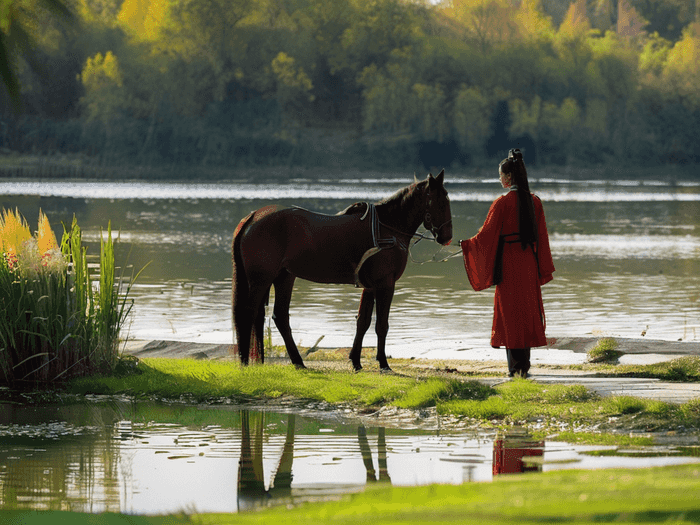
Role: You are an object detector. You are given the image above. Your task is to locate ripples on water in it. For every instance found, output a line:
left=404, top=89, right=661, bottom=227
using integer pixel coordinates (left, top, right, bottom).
left=2, top=178, right=700, bottom=202
left=1, top=178, right=698, bottom=362
left=2, top=402, right=699, bottom=515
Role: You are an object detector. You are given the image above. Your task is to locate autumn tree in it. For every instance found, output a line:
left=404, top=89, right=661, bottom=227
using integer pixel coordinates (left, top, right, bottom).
left=662, top=22, right=700, bottom=110
left=443, top=0, right=518, bottom=53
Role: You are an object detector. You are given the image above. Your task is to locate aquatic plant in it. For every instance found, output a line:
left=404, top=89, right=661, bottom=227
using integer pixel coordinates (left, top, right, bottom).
left=0, top=209, right=137, bottom=386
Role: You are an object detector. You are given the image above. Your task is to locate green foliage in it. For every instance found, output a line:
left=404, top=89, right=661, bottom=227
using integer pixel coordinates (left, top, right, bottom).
left=4, top=0, right=700, bottom=169
left=453, top=85, right=492, bottom=153
left=0, top=210, right=137, bottom=387
left=79, top=51, right=124, bottom=123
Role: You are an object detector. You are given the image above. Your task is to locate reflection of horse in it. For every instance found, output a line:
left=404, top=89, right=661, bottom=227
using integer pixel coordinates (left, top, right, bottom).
left=231, top=171, right=452, bottom=371
left=358, top=425, right=390, bottom=483
left=236, top=411, right=392, bottom=510
left=237, top=411, right=295, bottom=511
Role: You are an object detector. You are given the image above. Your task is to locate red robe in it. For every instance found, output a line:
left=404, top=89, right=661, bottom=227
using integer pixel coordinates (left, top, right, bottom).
left=461, top=191, right=555, bottom=349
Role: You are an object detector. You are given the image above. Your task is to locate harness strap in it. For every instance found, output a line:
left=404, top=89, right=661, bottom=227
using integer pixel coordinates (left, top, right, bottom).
left=354, top=203, right=397, bottom=288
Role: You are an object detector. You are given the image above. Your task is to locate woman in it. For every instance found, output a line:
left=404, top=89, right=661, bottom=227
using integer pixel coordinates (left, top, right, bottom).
left=460, top=149, right=555, bottom=377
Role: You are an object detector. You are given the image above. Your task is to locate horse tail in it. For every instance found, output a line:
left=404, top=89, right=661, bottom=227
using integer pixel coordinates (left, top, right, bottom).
left=232, top=210, right=256, bottom=363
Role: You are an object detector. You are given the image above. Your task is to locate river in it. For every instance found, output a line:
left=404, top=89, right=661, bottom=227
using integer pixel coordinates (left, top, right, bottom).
left=2, top=174, right=699, bottom=366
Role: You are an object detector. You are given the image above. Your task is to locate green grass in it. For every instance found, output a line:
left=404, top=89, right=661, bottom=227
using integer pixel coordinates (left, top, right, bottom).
left=587, top=337, right=623, bottom=363
left=4, top=463, right=700, bottom=524
left=64, top=359, right=700, bottom=443
left=569, top=356, right=700, bottom=382
left=608, top=356, right=700, bottom=382
left=0, top=211, right=138, bottom=386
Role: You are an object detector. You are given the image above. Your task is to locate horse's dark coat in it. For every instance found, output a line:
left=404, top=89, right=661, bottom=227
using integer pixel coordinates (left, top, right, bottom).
left=231, top=171, right=452, bottom=371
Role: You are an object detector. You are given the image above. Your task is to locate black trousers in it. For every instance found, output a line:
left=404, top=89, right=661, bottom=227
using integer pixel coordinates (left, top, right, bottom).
left=506, top=348, right=530, bottom=376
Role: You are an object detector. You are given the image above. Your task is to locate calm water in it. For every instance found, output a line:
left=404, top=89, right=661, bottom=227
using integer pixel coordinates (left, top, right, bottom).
left=1, top=400, right=698, bottom=514
left=2, top=175, right=699, bottom=365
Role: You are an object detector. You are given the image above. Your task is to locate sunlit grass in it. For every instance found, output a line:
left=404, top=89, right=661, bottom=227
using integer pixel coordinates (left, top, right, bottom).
left=67, top=359, right=700, bottom=441
left=587, top=337, right=623, bottom=363
left=612, top=356, right=700, bottom=382
left=4, top=463, right=700, bottom=524
left=570, top=356, right=700, bottom=382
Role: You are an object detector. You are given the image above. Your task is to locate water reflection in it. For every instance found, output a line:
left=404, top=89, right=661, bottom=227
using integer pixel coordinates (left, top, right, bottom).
left=2, top=401, right=700, bottom=515
left=492, top=429, right=544, bottom=476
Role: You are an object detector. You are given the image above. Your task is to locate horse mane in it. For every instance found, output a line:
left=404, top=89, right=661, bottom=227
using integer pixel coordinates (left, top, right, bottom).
left=376, top=179, right=426, bottom=213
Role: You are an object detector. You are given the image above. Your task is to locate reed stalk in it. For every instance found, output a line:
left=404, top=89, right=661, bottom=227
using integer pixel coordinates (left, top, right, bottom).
left=0, top=209, right=137, bottom=387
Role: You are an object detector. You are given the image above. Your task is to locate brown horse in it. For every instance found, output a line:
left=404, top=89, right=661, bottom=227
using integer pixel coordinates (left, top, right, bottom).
left=231, top=170, right=452, bottom=371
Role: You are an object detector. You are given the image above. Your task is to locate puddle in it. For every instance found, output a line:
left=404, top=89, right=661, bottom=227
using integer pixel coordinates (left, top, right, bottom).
left=1, top=399, right=699, bottom=515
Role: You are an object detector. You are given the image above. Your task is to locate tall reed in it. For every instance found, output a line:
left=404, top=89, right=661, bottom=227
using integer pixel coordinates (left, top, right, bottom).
left=0, top=209, right=137, bottom=387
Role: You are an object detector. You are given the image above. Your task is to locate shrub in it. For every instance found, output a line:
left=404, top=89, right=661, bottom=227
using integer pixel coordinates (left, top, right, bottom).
left=0, top=209, right=137, bottom=387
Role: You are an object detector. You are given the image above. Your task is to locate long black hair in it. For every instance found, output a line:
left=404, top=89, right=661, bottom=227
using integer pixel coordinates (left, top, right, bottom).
left=499, top=148, right=536, bottom=250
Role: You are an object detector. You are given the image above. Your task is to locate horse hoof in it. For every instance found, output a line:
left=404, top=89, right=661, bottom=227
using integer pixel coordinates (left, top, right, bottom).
left=294, top=363, right=307, bottom=370
left=380, top=366, right=393, bottom=374
left=352, top=363, right=363, bottom=373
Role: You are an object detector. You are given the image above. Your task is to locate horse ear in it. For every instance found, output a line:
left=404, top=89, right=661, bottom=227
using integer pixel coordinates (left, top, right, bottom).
left=414, top=172, right=419, bottom=184
left=436, top=169, right=445, bottom=185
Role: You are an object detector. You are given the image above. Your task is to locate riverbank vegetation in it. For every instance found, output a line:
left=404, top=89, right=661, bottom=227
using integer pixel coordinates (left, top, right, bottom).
left=0, top=208, right=136, bottom=386
left=66, top=357, right=700, bottom=440
left=4, top=462, right=700, bottom=524
left=2, top=0, right=700, bottom=175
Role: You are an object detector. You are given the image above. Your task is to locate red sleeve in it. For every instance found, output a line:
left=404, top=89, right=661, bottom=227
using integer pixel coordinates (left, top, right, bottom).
left=533, top=195, right=555, bottom=285
left=460, top=197, right=504, bottom=291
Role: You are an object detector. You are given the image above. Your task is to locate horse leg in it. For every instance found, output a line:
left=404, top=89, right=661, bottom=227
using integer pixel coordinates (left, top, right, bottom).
left=233, top=273, right=254, bottom=365
left=243, top=280, right=273, bottom=365
left=374, top=283, right=395, bottom=371
left=234, top=308, right=253, bottom=366
left=272, top=271, right=306, bottom=368
left=349, top=289, right=375, bottom=372
left=252, top=288, right=270, bottom=364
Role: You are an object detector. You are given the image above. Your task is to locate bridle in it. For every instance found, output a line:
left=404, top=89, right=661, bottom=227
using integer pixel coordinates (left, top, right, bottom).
left=423, top=189, right=452, bottom=242
left=423, top=212, right=452, bottom=241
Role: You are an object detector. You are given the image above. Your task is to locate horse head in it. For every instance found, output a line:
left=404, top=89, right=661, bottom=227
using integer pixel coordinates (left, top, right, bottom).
left=423, top=169, right=452, bottom=246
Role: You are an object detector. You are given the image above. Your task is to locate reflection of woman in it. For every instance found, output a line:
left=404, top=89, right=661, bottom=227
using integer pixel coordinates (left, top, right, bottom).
left=460, top=149, right=555, bottom=377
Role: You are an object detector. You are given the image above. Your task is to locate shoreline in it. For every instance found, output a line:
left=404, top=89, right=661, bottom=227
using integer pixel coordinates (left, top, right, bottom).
left=122, top=336, right=700, bottom=365
left=121, top=338, right=700, bottom=406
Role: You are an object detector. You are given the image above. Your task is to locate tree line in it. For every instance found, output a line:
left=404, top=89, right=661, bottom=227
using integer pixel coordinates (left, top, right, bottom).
left=1, top=0, right=699, bottom=176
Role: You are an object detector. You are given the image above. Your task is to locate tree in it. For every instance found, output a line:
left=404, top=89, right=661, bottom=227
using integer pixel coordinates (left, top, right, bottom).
left=453, top=85, right=492, bottom=155
left=0, top=0, right=73, bottom=111
left=444, top=0, right=518, bottom=53
left=558, top=0, right=590, bottom=37
left=617, top=0, right=648, bottom=39
left=148, top=0, right=255, bottom=102
left=271, top=51, right=314, bottom=117
left=662, top=22, right=700, bottom=109
left=516, top=0, right=554, bottom=42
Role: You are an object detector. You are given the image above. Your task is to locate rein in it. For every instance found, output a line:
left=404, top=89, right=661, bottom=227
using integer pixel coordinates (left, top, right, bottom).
left=376, top=216, right=460, bottom=264
left=406, top=228, right=463, bottom=264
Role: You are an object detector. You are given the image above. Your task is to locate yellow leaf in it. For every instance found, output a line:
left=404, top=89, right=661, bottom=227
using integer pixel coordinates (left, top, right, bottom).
left=1, top=208, right=31, bottom=256
left=37, top=210, right=58, bottom=254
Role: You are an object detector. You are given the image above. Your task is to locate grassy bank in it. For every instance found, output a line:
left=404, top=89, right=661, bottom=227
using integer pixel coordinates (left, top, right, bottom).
left=5, top=463, right=700, bottom=525
left=66, top=358, right=700, bottom=441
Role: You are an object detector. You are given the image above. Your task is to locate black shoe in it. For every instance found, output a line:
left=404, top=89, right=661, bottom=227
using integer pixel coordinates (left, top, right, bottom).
left=509, top=371, right=530, bottom=379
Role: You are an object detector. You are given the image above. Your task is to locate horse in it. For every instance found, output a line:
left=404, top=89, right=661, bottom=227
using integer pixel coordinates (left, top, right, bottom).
left=231, top=170, right=452, bottom=371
